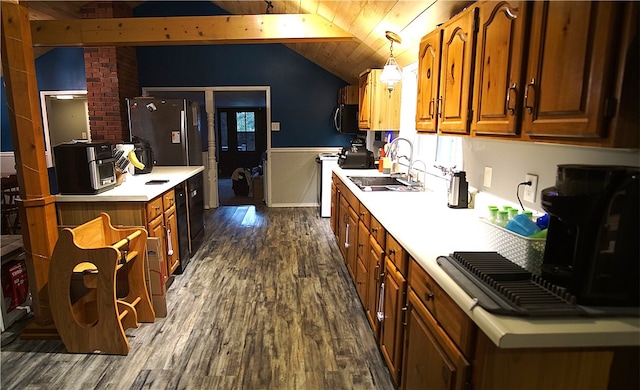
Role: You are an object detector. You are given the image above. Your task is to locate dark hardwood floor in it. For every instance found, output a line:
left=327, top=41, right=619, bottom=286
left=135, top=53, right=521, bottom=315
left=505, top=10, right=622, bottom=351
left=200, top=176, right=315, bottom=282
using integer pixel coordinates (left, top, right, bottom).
left=1, top=206, right=395, bottom=390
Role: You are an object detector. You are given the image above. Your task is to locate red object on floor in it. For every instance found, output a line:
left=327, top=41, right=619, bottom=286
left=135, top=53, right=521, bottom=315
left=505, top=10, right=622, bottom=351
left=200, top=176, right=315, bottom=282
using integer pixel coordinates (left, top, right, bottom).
left=2, top=259, right=28, bottom=311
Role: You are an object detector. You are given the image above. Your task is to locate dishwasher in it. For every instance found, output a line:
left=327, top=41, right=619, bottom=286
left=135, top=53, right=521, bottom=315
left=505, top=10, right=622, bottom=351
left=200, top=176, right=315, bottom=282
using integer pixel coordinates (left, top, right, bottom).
left=173, top=183, right=190, bottom=274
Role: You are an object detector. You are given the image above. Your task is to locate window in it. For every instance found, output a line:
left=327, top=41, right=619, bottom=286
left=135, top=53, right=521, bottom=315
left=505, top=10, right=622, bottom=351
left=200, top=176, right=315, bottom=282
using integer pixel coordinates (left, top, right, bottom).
left=220, top=112, right=228, bottom=151
left=236, top=111, right=255, bottom=152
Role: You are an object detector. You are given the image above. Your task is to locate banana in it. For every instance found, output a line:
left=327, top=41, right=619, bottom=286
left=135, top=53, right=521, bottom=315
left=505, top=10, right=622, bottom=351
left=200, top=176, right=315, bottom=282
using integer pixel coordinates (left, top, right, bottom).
left=128, top=151, right=145, bottom=170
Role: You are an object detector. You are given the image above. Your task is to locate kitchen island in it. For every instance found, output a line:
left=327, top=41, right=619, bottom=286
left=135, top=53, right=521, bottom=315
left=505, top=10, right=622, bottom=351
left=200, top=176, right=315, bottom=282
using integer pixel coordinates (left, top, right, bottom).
left=332, top=167, right=639, bottom=389
left=56, top=166, right=205, bottom=277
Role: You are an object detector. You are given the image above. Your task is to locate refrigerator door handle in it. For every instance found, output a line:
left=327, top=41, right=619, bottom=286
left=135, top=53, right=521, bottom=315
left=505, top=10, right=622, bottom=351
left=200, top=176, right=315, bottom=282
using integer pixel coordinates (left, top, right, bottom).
left=180, top=110, right=189, bottom=165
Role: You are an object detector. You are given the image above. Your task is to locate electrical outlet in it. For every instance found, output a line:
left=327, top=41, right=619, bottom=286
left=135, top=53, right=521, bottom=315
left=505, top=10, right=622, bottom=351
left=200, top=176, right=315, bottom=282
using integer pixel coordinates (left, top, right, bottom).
left=524, top=174, right=538, bottom=203
left=484, top=167, right=492, bottom=188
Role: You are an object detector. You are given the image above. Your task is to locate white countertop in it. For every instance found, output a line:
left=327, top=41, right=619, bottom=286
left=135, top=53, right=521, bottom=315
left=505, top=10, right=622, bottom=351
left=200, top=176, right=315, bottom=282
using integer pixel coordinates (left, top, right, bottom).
left=55, top=166, right=204, bottom=202
left=334, top=167, right=640, bottom=349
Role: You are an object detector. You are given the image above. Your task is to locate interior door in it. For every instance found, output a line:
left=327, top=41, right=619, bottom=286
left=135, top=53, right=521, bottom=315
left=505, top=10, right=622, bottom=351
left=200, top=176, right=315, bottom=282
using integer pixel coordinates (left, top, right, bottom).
left=217, top=107, right=267, bottom=177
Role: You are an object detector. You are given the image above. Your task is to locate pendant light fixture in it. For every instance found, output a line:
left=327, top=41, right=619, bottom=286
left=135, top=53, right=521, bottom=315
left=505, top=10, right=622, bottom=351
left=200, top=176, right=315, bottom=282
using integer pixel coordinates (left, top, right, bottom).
left=379, top=31, right=403, bottom=93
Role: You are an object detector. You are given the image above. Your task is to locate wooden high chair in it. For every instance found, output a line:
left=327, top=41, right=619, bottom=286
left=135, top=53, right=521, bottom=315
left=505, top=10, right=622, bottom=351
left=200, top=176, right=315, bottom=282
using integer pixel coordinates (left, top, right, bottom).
left=49, top=213, right=155, bottom=355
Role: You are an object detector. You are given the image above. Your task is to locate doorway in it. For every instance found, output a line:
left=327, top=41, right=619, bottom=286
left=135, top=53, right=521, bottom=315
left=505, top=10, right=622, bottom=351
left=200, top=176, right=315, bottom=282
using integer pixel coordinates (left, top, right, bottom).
left=217, top=107, right=267, bottom=177
left=142, top=86, right=272, bottom=208
left=40, top=90, right=90, bottom=168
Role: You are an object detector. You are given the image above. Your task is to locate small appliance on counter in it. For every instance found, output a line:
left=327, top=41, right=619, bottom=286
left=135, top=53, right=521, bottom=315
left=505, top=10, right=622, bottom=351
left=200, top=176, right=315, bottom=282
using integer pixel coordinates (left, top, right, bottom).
left=338, top=138, right=374, bottom=169
left=131, top=136, right=154, bottom=174
left=540, top=164, right=639, bottom=308
left=54, top=141, right=116, bottom=194
left=447, top=171, right=469, bottom=208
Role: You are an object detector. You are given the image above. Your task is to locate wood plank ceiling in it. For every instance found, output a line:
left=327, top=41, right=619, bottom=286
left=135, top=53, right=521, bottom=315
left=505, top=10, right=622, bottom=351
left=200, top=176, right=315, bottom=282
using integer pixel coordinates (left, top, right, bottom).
left=23, top=0, right=473, bottom=84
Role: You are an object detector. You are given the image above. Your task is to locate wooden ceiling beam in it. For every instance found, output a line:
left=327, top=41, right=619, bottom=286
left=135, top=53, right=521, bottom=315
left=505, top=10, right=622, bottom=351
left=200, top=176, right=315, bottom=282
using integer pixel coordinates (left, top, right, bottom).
left=30, top=13, right=353, bottom=47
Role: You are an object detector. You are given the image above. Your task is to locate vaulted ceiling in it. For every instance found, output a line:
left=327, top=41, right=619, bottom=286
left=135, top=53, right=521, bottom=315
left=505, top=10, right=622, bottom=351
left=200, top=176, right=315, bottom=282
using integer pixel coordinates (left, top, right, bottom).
left=23, top=0, right=473, bottom=84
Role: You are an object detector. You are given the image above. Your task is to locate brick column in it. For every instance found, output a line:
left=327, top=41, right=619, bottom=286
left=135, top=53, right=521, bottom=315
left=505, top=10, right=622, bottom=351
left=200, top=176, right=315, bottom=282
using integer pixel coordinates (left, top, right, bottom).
left=81, top=2, right=139, bottom=143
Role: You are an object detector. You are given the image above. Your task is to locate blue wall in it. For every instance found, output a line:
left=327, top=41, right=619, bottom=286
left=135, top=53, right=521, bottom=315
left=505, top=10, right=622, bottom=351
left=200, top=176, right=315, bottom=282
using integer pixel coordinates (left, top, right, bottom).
left=1, top=1, right=354, bottom=151
left=134, top=1, right=352, bottom=147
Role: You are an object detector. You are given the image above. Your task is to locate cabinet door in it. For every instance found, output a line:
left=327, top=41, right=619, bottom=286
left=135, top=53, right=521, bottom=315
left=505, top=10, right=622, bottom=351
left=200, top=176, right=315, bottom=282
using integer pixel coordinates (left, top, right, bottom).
left=366, top=236, right=384, bottom=339
left=358, top=70, right=372, bottom=129
left=345, top=206, right=359, bottom=280
left=522, top=1, right=620, bottom=139
left=416, top=29, right=442, bottom=133
left=357, top=220, right=369, bottom=262
left=380, top=257, right=407, bottom=385
left=355, top=256, right=368, bottom=306
left=147, top=215, right=167, bottom=284
left=330, top=178, right=339, bottom=236
left=164, top=206, right=180, bottom=276
left=338, top=196, right=348, bottom=259
left=402, top=290, right=471, bottom=390
left=438, top=6, right=478, bottom=135
left=471, top=1, right=527, bottom=137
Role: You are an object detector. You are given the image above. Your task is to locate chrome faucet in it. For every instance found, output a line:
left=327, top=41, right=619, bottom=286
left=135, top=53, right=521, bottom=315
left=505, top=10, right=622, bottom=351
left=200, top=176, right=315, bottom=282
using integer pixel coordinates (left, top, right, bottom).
left=387, top=137, right=413, bottom=175
left=409, top=159, right=427, bottom=190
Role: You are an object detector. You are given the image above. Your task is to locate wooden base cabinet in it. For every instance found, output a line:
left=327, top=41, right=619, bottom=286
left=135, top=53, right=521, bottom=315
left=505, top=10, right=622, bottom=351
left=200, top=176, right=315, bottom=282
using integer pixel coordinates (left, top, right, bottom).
left=402, top=290, right=471, bottom=390
left=380, top=257, right=407, bottom=385
left=57, top=188, right=181, bottom=283
left=365, top=235, right=384, bottom=339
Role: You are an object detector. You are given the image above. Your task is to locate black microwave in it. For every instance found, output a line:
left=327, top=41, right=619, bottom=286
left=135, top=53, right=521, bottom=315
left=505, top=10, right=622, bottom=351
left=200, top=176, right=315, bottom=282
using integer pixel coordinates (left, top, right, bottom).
left=333, top=104, right=361, bottom=134
left=54, top=141, right=117, bottom=194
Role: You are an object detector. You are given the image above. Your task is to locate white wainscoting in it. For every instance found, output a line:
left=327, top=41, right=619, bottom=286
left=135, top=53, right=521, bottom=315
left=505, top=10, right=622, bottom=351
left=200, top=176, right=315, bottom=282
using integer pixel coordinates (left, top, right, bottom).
left=269, top=147, right=342, bottom=207
left=0, top=152, right=16, bottom=176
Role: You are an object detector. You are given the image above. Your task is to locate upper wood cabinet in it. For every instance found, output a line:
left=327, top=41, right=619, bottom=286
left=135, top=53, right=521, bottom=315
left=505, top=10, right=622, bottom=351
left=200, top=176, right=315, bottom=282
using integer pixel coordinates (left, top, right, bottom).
left=338, top=85, right=359, bottom=105
left=469, top=1, right=638, bottom=148
left=439, top=7, right=478, bottom=135
left=358, top=68, right=402, bottom=131
left=471, top=1, right=527, bottom=137
left=415, top=29, right=442, bottom=133
left=522, top=1, right=627, bottom=145
left=415, top=6, right=478, bottom=134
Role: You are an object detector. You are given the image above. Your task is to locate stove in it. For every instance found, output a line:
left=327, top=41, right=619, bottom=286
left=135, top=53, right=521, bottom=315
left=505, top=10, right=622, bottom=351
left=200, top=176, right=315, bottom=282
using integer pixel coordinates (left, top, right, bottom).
left=437, top=252, right=639, bottom=317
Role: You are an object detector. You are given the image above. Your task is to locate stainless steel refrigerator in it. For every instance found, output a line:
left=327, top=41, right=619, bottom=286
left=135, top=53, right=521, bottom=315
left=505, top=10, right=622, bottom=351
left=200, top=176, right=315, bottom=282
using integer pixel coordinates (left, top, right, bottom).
left=126, top=97, right=202, bottom=166
left=127, top=97, right=205, bottom=269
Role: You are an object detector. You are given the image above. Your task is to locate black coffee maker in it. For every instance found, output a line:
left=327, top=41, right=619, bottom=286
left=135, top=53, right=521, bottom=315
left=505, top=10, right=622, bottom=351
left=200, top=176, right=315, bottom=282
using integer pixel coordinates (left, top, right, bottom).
left=540, top=164, right=639, bottom=307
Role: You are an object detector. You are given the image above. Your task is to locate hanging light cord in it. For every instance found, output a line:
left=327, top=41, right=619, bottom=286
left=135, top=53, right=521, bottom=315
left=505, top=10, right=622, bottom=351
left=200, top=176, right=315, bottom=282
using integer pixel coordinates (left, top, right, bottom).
left=264, top=0, right=273, bottom=14
left=516, top=180, right=532, bottom=211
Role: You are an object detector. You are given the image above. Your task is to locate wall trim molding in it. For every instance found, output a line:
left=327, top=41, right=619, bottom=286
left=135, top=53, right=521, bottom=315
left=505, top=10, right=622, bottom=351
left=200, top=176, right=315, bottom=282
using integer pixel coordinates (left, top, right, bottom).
left=0, top=151, right=16, bottom=175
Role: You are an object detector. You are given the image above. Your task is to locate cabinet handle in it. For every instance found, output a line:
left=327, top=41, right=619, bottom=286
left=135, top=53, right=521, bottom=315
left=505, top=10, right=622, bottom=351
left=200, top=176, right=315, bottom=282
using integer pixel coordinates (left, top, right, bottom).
left=374, top=264, right=381, bottom=282
left=371, top=227, right=378, bottom=233
left=388, top=249, right=396, bottom=255
left=429, top=99, right=435, bottom=118
left=524, top=78, right=536, bottom=114
left=506, top=82, right=518, bottom=115
left=425, top=292, right=434, bottom=301
left=437, top=97, right=443, bottom=118
left=344, top=223, right=350, bottom=248
left=360, top=211, right=365, bottom=217
left=402, top=305, right=408, bottom=327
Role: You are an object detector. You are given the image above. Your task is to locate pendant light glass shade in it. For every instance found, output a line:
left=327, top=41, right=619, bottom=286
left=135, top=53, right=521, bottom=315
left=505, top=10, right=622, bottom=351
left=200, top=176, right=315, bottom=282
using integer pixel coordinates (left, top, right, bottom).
left=380, top=57, right=402, bottom=85
left=380, top=31, right=402, bottom=91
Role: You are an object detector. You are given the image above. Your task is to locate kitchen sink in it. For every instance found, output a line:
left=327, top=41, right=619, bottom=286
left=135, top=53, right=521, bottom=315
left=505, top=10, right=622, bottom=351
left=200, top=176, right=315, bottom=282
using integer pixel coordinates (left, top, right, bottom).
left=347, top=176, right=422, bottom=192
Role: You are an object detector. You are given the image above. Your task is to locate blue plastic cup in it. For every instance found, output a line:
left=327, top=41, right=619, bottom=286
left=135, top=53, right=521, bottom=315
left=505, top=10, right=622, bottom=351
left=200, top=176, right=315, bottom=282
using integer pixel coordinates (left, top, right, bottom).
left=506, top=214, right=542, bottom=237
